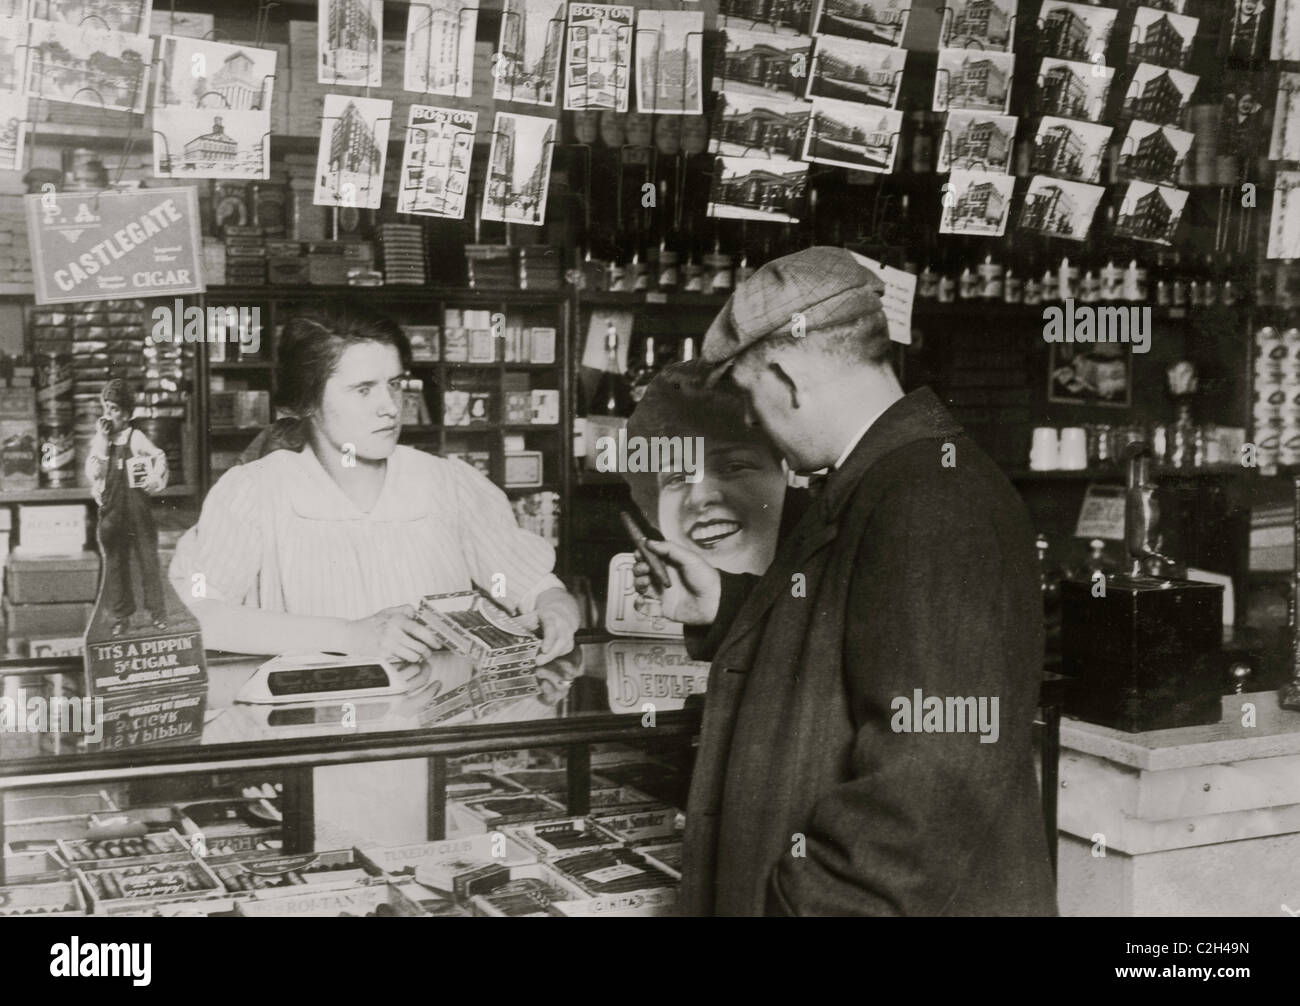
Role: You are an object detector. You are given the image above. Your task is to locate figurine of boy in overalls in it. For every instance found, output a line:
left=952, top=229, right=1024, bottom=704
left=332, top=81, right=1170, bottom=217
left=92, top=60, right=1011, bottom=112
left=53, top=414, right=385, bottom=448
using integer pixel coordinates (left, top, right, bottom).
left=85, top=379, right=170, bottom=636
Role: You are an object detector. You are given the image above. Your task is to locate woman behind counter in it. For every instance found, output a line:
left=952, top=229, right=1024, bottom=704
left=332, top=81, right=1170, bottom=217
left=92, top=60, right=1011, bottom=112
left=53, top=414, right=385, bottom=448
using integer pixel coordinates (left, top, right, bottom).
left=172, top=308, right=579, bottom=661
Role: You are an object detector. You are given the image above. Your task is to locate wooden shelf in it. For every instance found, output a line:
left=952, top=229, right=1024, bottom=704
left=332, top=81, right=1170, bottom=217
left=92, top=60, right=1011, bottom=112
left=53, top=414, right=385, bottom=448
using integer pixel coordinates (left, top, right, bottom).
left=0, top=485, right=194, bottom=504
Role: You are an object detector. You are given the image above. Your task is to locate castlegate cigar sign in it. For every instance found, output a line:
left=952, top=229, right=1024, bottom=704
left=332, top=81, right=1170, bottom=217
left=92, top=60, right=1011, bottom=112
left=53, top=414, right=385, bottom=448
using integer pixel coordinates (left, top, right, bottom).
left=24, top=187, right=205, bottom=305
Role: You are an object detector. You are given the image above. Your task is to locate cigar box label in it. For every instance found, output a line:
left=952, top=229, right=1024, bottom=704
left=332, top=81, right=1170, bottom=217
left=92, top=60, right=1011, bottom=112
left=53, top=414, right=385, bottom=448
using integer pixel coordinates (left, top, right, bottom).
left=237, top=886, right=393, bottom=917
left=590, top=807, right=677, bottom=841
left=552, top=887, right=677, bottom=915
left=582, top=863, right=646, bottom=884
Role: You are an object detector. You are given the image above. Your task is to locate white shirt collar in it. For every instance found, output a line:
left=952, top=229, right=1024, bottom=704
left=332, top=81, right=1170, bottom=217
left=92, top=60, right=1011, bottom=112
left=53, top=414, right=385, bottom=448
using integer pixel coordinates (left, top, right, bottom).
left=833, top=405, right=891, bottom=471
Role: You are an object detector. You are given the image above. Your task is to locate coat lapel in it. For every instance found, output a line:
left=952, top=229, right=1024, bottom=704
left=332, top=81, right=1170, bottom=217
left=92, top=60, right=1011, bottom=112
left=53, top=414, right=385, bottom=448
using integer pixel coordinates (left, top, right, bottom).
left=713, top=388, right=964, bottom=657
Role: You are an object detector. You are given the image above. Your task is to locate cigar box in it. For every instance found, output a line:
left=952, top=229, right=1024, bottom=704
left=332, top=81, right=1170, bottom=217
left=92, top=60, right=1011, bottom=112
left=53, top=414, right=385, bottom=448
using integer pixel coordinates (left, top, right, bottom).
left=503, top=817, right=627, bottom=859
left=56, top=828, right=191, bottom=869
left=1060, top=576, right=1225, bottom=732
left=389, top=881, right=466, bottom=917
left=546, top=847, right=679, bottom=916
left=588, top=786, right=660, bottom=810
left=176, top=798, right=282, bottom=858
left=549, top=885, right=679, bottom=917
left=0, top=878, right=87, bottom=916
left=76, top=855, right=228, bottom=914
left=357, top=833, right=537, bottom=886
left=4, top=789, right=115, bottom=821
left=2, top=846, right=66, bottom=881
left=207, top=849, right=381, bottom=898
left=466, top=864, right=587, bottom=917
left=234, top=882, right=433, bottom=917
left=448, top=793, right=567, bottom=833
left=416, top=590, right=541, bottom=670
left=444, top=770, right=528, bottom=799
left=500, top=768, right=614, bottom=795
left=590, top=804, right=681, bottom=843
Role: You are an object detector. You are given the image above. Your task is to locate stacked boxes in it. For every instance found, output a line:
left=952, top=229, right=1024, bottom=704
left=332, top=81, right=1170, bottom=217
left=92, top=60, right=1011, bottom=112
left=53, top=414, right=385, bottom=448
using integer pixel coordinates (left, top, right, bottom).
left=0, top=174, right=33, bottom=289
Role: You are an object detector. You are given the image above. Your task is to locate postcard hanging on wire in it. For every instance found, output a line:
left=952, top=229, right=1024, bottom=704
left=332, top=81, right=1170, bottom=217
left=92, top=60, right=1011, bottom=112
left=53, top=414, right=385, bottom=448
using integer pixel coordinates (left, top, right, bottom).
left=1128, top=6, right=1198, bottom=71
left=314, top=94, right=392, bottom=210
left=1035, top=1, right=1116, bottom=62
left=1116, top=120, right=1193, bottom=187
left=153, top=108, right=270, bottom=179
left=1267, top=171, right=1300, bottom=261
left=405, top=0, right=478, bottom=97
left=940, top=170, right=1014, bottom=236
left=712, top=91, right=810, bottom=159
left=564, top=3, right=632, bottom=111
left=939, top=111, right=1017, bottom=173
left=25, top=21, right=153, bottom=114
left=397, top=105, right=477, bottom=219
left=1273, top=0, right=1300, bottom=60
left=1018, top=175, right=1104, bottom=242
left=708, top=155, right=807, bottom=224
left=934, top=48, right=1013, bottom=114
left=0, top=19, right=25, bottom=95
left=30, top=0, right=153, bottom=34
left=1113, top=180, right=1187, bottom=245
left=719, top=0, right=811, bottom=36
left=495, top=0, right=566, bottom=107
left=636, top=9, right=703, bottom=114
left=154, top=36, right=277, bottom=111
left=804, top=99, right=901, bottom=174
left=940, top=0, right=1015, bottom=52
left=809, top=36, right=906, bottom=108
left=0, top=92, right=25, bottom=170
left=813, top=0, right=910, bottom=47
left=715, top=27, right=812, bottom=102
left=1120, top=62, right=1196, bottom=128
left=1269, top=72, right=1300, bottom=162
left=319, top=0, right=382, bottom=87
left=483, top=111, right=555, bottom=225
left=1037, top=57, right=1114, bottom=123
left=1029, top=117, right=1112, bottom=184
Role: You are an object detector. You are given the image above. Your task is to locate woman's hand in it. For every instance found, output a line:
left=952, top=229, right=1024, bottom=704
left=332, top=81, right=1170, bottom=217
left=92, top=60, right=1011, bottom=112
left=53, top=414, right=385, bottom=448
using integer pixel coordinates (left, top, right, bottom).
left=532, top=587, right=581, bottom=665
left=344, top=604, right=444, bottom=665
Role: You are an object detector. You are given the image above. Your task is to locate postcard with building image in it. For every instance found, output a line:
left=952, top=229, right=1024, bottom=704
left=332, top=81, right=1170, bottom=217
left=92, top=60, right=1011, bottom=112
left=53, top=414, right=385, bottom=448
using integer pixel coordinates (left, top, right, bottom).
left=397, top=105, right=477, bottom=219
left=1117, top=119, right=1192, bottom=186
left=405, top=0, right=478, bottom=97
left=938, top=110, right=1017, bottom=173
left=1029, top=116, right=1112, bottom=184
left=494, top=0, right=566, bottom=107
left=0, top=91, right=25, bottom=171
left=940, top=0, right=1015, bottom=52
left=1120, top=61, right=1197, bottom=128
left=1268, top=171, right=1300, bottom=261
left=154, top=36, right=276, bottom=112
left=708, top=153, right=807, bottom=224
left=1019, top=174, right=1105, bottom=241
left=1036, top=1, right=1117, bottom=63
left=483, top=110, right=555, bottom=225
left=711, top=90, right=811, bottom=160
left=814, top=0, right=910, bottom=48
left=808, top=35, right=906, bottom=108
left=1037, top=55, right=1115, bottom=123
left=719, top=0, right=812, bottom=36
left=933, top=47, right=1014, bottom=114
left=1128, top=5, right=1198, bottom=71
left=29, top=0, right=152, bottom=35
left=1113, top=178, right=1188, bottom=245
left=564, top=3, right=633, bottom=112
left=803, top=98, right=900, bottom=173
left=154, top=108, right=270, bottom=180
left=940, top=169, right=1015, bottom=236
left=313, top=93, right=392, bottom=209
left=318, top=0, right=383, bottom=87
left=715, top=26, right=812, bottom=101
left=636, top=9, right=703, bottom=114
left=25, top=20, right=154, bottom=114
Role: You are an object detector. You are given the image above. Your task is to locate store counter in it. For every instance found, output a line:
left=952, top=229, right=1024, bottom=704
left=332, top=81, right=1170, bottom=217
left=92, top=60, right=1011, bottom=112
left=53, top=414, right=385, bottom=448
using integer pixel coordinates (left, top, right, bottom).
left=1057, top=691, right=1300, bottom=916
left=0, top=636, right=705, bottom=882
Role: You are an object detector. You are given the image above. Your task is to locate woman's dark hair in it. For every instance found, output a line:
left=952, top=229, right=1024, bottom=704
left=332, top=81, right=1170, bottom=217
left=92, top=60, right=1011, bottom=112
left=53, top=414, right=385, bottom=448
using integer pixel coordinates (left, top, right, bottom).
left=239, top=305, right=412, bottom=463
left=275, top=304, right=412, bottom=417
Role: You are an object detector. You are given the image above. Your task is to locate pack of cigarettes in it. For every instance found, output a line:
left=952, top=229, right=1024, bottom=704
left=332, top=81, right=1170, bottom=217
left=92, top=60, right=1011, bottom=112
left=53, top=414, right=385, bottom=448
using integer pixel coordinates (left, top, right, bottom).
left=503, top=817, right=627, bottom=859
left=415, top=591, right=541, bottom=669
left=467, top=670, right=541, bottom=706
left=530, top=327, right=556, bottom=364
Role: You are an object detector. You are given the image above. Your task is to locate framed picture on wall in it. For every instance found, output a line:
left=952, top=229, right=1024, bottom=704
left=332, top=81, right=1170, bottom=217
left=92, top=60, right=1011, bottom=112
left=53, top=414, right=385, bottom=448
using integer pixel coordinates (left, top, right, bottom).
left=1048, top=342, right=1132, bottom=407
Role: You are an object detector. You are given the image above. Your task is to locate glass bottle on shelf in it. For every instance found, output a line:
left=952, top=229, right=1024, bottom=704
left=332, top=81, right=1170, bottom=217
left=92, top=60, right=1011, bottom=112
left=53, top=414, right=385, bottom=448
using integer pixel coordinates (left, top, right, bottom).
left=959, top=239, right=979, bottom=300
left=937, top=242, right=957, bottom=303
left=1058, top=254, right=1078, bottom=301
left=590, top=321, right=634, bottom=417
left=629, top=336, right=657, bottom=404
left=1023, top=249, right=1043, bottom=306
left=1080, top=250, right=1101, bottom=303
left=1041, top=256, right=1059, bottom=303
left=1201, top=253, right=1219, bottom=308
left=978, top=243, right=1003, bottom=301
left=1154, top=250, right=1171, bottom=306
left=1004, top=248, right=1023, bottom=304
left=1221, top=251, right=1239, bottom=307
left=919, top=235, right=939, bottom=300
left=679, top=336, right=697, bottom=363
left=1170, top=250, right=1188, bottom=308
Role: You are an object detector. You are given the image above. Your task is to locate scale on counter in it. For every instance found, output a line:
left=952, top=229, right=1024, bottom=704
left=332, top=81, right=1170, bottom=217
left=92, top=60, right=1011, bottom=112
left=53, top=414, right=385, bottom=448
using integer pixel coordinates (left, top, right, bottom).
left=235, top=652, right=419, bottom=705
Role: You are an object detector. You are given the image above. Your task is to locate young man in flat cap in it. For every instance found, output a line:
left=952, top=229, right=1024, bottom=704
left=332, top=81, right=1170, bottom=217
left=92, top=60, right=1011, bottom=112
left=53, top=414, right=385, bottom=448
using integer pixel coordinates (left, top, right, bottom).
left=634, top=246, right=1057, bottom=916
